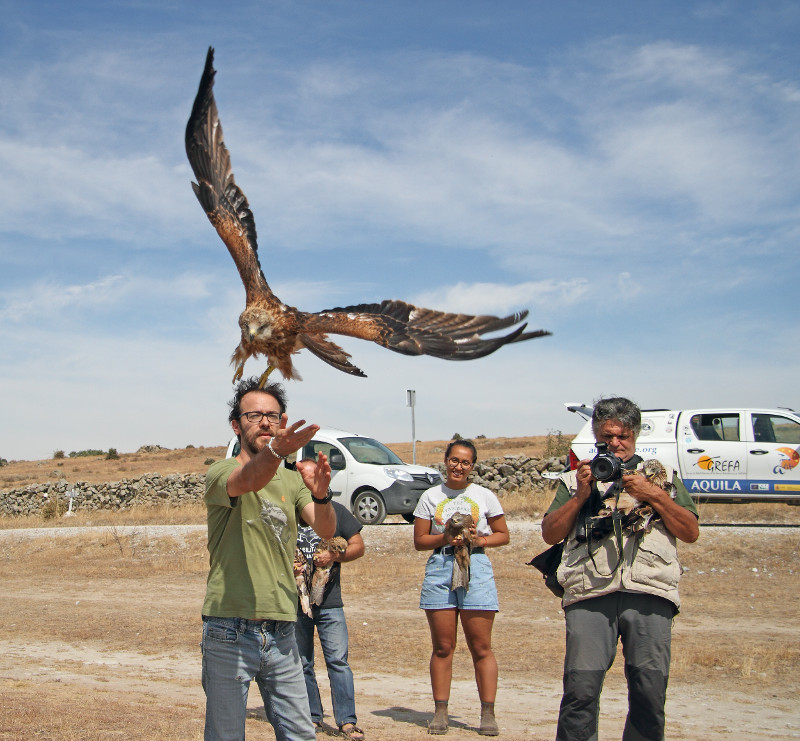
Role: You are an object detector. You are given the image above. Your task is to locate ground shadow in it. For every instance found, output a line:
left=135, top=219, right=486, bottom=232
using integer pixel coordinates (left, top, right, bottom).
left=371, top=706, right=472, bottom=732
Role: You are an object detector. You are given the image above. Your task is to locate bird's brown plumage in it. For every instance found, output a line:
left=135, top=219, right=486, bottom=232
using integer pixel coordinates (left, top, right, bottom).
left=310, top=537, right=349, bottom=606
left=186, top=47, right=551, bottom=383
left=593, top=459, right=676, bottom=534
left=294, top=547, right=312, bottom=618
left=445, top=512, right=474, bottom=592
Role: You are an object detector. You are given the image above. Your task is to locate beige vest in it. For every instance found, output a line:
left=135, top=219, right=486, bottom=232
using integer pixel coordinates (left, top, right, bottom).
left=556, top=469, right=683, bottom=611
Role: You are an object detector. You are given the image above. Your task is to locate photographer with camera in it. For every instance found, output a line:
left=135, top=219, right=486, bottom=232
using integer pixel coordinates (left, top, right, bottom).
left=541, top=397, right=698, bottom=741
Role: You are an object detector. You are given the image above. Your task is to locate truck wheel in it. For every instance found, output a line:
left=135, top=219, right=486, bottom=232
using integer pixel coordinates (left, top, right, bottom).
left=353, top=489, right=387, bottom=525
left=401, top=513, right=416, bottom=524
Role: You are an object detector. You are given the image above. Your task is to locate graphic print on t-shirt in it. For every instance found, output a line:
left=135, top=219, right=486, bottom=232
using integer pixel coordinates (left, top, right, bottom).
left=258, top=498, right=292, bottom=546
left=434, top=494, right=480, bottom=528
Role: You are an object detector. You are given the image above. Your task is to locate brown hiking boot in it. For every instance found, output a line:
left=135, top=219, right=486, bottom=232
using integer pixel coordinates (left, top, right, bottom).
left=478, top=701, right=499, bottom=736
left=428, top=701, right=448, bottom=735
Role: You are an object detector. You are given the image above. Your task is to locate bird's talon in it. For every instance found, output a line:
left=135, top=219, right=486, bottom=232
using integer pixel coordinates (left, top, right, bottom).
left=257, top=366, right=276, bottom=388
left=232, top=365, right=244, bottom=384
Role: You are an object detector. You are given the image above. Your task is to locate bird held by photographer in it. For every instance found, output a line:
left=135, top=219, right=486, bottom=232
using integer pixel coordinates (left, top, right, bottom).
left=185, top=47, right=550, bottom=386
left=596, top=459, right=676, bottom=534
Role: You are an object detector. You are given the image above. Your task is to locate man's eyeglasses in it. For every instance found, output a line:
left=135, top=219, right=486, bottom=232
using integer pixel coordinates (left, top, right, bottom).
left=447, top=457, right=474, bottom=468
left=239, top=411, right=282, bottom=425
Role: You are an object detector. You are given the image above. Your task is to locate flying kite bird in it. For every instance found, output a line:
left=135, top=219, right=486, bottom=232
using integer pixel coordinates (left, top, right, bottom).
left=185, top=47, right=551, bottom=385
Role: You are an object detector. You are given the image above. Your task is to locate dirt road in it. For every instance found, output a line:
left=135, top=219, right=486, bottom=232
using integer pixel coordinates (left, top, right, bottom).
left=0, top=521, right=798, bottom=740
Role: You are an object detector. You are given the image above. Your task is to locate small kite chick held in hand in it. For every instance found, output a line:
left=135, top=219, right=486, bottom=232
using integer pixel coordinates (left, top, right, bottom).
left=294, top=548, right=312, bottom=618
left=445, top=512, right=474, bottom=592
left=310, top=537, right=349, bottom=606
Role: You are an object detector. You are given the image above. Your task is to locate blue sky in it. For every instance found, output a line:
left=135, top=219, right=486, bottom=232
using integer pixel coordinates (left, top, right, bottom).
left=1, top=1, right=798, bottom=461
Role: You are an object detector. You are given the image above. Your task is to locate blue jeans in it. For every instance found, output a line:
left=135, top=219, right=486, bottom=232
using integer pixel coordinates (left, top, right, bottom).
left=419, top=551, right=499, bottom=611
left=201, top=616, right=316, bottom=741
left=294, top=607, right=357, bottom=727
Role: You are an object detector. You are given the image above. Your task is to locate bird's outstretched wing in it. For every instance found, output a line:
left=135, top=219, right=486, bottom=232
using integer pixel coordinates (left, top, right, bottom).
left=185, top=48, right=551, bottom=382
left=185, top=47, right=274, bottom=305
left=302, top=300, right=550, bottom=362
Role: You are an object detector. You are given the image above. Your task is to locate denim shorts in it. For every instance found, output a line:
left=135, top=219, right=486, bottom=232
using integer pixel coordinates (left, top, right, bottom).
left=419, top=551, right=499, bottom=611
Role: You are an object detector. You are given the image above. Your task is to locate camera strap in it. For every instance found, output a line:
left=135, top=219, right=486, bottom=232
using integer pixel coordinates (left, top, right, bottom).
left=622, top=454, right=643, bottom=471
left=586, top=458, right=643, bottom=576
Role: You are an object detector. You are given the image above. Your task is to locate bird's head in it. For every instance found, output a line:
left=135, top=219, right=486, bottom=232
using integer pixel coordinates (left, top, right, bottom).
left=239, top=307, right=273, bottom=343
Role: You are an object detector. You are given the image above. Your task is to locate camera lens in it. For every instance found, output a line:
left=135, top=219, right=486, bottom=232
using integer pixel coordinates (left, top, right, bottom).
left=590, top=446, right=623, bottom=482
left=591, top=456, right=616, bottom=481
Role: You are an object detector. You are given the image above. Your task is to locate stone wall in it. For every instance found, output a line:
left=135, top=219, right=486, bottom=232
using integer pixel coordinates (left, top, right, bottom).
left=0, top=455, right=567, bottom=516
left=0, top=474, right=205, bottom=517
left=433, top=454, right=567, bottom=494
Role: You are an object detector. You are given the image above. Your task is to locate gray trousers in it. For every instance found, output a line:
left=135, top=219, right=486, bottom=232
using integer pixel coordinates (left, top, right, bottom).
left=556, top=592, right=675, bottom=741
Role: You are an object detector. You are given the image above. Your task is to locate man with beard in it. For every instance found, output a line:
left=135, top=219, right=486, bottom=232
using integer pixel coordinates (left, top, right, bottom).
left=201, top=377, right=336, bottom=741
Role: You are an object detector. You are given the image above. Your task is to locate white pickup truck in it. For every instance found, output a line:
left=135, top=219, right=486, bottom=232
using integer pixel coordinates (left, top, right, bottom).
left=565, top=404, right=800, bottom=503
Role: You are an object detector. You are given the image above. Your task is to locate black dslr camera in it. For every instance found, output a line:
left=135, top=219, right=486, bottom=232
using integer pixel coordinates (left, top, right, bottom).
left=574, top=443, right=635, bottom=542
left=590, top=442, right=624, bottom=482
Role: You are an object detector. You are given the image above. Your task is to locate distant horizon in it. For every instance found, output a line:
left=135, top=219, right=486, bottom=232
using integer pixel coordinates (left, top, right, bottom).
left=5, top=429, right=578, bottom=465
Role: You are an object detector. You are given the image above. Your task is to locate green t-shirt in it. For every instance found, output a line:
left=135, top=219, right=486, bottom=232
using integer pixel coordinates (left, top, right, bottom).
left=202, top=457, right=313, bottom=620
left=546, top=467, right=699, bottom=517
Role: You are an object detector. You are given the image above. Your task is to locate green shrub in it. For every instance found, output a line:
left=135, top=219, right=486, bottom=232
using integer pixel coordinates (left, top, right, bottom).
left=41, top=493, right=67, bottom=520
left=68, top=449, right=104, bottom=458
left=53, top=450, right=65, bottom=459
left=105, top=448, right=120, bottom=460
left=544, top=429, right=570, bottom=459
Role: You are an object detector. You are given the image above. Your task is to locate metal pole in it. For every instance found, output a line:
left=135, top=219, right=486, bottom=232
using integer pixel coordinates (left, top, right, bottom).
left=407, top=389, right=417, bottom=464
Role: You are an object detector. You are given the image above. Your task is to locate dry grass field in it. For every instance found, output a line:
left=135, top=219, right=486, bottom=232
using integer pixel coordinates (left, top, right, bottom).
left=0, top=434, right=558, bottom=490
left=1, top=438, right=799, bottom=740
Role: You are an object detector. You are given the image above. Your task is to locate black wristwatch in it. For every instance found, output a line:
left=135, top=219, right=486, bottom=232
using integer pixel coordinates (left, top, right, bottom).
left=312, top=488, right=334, bottom=504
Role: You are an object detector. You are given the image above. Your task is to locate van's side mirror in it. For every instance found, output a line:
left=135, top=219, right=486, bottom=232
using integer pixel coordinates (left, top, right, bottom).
left=329, top=450, right=346, bottom=470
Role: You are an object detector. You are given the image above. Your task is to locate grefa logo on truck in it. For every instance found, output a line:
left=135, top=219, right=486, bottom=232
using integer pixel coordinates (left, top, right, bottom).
left=694, top=456, right=741, bottom=473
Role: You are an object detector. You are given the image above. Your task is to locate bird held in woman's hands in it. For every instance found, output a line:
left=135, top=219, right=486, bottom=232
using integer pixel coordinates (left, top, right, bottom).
left=445, top=512, right=474, bottom=592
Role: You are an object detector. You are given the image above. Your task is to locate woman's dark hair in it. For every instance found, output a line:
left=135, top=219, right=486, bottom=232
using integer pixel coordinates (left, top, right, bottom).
left=445, top=438, right=478, bottom=463
left=228, top=377, right=287, bottom=424
left=591, top=396, right=641, bottom=438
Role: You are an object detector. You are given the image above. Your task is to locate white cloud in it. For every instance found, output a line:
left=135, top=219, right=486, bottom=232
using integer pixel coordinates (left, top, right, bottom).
left=0, top=271, right=218, bottom=324
left=411, top=279, right=589, bottom=317
left=0, top=275, right=123, bottom=322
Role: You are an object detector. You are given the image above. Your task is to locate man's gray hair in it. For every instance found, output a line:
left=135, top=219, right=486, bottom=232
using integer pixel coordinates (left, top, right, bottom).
left=591, top=397, right=641, bottom=438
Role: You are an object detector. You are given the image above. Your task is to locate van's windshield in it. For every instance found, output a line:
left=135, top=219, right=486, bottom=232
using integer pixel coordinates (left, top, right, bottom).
left=339, top=437, right=404, bottom=465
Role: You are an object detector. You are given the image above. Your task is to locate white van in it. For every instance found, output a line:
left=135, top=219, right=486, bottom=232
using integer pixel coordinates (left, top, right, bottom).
left=564, top=403, right=800, bottom=503
left=226, top=428, right=442, bottom=524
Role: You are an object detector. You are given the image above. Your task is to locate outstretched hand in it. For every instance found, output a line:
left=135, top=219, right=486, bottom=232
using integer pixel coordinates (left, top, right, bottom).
left=295, top=452, right=332, bottom=500
left=268, top=415, right=320, bottom=458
